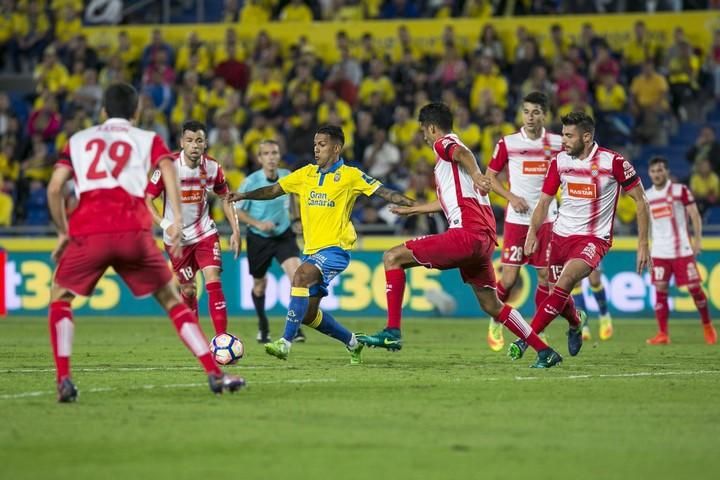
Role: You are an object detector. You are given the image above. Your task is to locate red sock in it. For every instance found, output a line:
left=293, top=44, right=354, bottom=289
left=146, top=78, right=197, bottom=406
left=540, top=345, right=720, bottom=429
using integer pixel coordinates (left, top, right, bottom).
left=206, top=281, right=228, bottom=335
left=655, top=290, right=669, bottom=334
left=559, top=293, right=580, bottom=328
left=181, top=289, right=198, bottom=319
left=386, top=268, right=406, bottom=330
left=169, top=303, right=221, bottom=376
left=496, top=282, right=509, bottom=302
left=535, top=284, right=549, bottom=308
left=49, top=301, right=74, bottom=384
left=531, top=286, right=573, bottom=333
left=497, top=304, right=548, bottom=352
left=688, top=285, right=711, bottom=325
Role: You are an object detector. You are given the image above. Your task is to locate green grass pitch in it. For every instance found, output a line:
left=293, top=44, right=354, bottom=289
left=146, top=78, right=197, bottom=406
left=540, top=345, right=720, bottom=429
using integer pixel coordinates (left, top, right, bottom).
left=1, top=316, right=719, bottom=480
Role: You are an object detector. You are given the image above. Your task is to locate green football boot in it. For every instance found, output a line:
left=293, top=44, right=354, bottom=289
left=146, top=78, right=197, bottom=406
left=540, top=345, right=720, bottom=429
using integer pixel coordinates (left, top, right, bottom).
left=356, top=328, right=402, bottom=351
left=508, top=339, right=528, bottom=360
left=347, top=340, right=364, bottom=365
left=530, top=348, right=563, bottom=369
left=265, top=338, right=290, bottom=360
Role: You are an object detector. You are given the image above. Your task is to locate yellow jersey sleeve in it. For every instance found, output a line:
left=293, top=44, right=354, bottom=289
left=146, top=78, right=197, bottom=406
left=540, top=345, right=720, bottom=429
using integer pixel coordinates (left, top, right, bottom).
left=350, top=168, right=382, bottom=196
left=279, top=166, right=309, bottom=195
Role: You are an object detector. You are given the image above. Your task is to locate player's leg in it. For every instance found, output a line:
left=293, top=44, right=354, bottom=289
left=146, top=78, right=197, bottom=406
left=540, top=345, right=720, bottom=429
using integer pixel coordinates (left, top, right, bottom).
left=677, top=257, right=716, bottom=344
left=251, top=276, right=270, bottom=342
left=194, top=235, right=227, bottom=335
left=202, top=267, right=227, bottom=335
left=357, top=243, right=420, bottom=350
left=648, top=258, right=671, bottom=344
left=165, top=243, right=199, bottom=318
left=487, top=265, right=520, bottom=352
left=474, top=286, right=562, bottom=368
left=280, top=255, right=306, bottom=342
left=589, top=267, right=613, bottom=340
left=49, top=235, right=109, bottom=403
left=179, top=281, right=199, bottom=323
left=301, top=295, right=363, bottom=364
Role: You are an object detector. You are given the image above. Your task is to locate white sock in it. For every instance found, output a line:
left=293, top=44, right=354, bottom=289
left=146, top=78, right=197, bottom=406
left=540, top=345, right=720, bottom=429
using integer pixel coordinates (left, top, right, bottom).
left=347, top=334, right=358, bottom=349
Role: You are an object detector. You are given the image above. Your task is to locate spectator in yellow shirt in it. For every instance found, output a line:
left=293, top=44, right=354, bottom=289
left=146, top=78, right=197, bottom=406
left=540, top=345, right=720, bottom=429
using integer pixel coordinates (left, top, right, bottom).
left=358, top=59, right=396, bottom=106
left=243, top=113, right=279, bottom=163
left=9, top=0, right=51, bottom=72
left=480, top=106, right=514, bottom=167
left=210, top=127, right=248, bottom=172
left=175, top=31, right=211, bottom=74
left=33, top=47, right=69, bottom=94
left=623, top=20, right=657, bottom=77
left=630, top=61, right=669, bottom=114
left=240, top=0, right=271, bottom=23
left=279, top=0, right=314, bottom=22
left=690, top=159, right=720, bottom=215
left=287, top=62, right=321, bottom=104
left=317, top=89, right=353, bottom=126
left=667, top=41, right=700, bottom=119
left=404, top=131, right=435, bottom=169
left=55, top=5, right=82, bottom=47
left=470, top=55, right=508, bottom=114
left=206, top=76, right=234, bottom=112
left=391, top=24, right=423, bottom=63
left=389, top=105, right=419, bottom=149
left=455, top=105, right=481, bottom=153
left=246, top=65, right=284, bottom=113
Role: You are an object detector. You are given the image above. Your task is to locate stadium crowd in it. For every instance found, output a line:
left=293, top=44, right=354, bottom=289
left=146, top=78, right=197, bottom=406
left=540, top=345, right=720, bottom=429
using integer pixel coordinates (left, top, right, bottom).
left=1, top=0, right=719, bottom=232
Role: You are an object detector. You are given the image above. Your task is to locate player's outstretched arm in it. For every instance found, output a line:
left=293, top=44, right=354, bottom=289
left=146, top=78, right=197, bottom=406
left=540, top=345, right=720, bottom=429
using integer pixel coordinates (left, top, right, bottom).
left=452, top=145, right=491, bottom=194
left=686, top=202, right=703, bottom=255
left=486, top=168, right=529, bottom=213
left=373, top=186, right=415, bottom=207
left=391, top=199, right=442, bottom=216
left=222, top=198, right=242, bottom=259
left=627, top=184, right=651, bottom=273
left=158, top=157, right=184, bottom=258
left=47, top=166, right=73, bottom=262
left=227, top=183, right=285, bottom=202
left=525, top=193, right=552, bottom=256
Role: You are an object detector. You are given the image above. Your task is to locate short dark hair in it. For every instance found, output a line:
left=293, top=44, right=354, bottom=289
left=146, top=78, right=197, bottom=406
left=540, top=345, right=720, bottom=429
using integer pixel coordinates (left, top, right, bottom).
left=316, top=125, right=345, bottom=146
left=181, top=120, right=207, bottom=135
left=103, top=83, right=138, bottom=119
left=649, top=156, right=668, bottom=168
left=561, top=111, right=595, bottom=135
left=418, top=102, right=453, bottom=132
left=523, top=92, right=549, bottom=113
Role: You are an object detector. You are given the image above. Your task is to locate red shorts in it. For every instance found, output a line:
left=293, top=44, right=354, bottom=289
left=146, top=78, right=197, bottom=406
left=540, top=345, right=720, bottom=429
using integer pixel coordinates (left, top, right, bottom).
left=166, top=233, right=222, bottom=285
left=55, top=231, right=173, bottom=297
left=547, top=234, right=610, bottom=283
left=651, top=256, right=700, bottom=287
left=501, top=222, right=552, bottom=268
left=405, top=228, right=496, bottom=288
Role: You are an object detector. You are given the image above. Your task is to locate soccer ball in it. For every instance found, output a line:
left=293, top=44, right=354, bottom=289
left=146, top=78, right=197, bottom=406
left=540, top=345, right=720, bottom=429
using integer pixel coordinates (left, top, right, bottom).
left=210, top=333, right=244, bottom=365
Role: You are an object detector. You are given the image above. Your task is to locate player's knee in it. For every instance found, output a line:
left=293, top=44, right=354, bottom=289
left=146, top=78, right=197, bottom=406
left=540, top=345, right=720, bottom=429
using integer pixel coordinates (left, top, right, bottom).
left=292, top=268, right=314, bottom=288
left=536, top=269, right=549, bottom=285
left=181, top=284, right=197, bottom=299
left=252, top=278, right=267, bottom=296
left=383, top=248, right=402, bottom=268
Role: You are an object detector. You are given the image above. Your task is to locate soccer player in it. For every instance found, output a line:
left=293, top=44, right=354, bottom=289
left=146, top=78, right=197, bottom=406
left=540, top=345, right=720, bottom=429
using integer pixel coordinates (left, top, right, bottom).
left=227, top=125, right=413, bottom=364
left=645, top=156, right=716, bottom=345
left=47, top=83, right=244, bottom=402
left=145, top=120, right=240, bottom=338
left=573, top=267, right=614, bottom=341
left=357, top=102, right=563, bottom=369
left=235, top=139, right=305, bottom=344
left=485, top=92, right=563, bottom=352
left=509, top=111, right=651, bottom=361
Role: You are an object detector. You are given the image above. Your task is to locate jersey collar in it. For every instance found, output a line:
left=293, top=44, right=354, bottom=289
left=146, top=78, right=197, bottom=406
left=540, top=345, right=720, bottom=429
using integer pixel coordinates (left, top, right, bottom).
left=520, top=126, right=545, bottom=141
left=318, top=158, right=344, bottom=174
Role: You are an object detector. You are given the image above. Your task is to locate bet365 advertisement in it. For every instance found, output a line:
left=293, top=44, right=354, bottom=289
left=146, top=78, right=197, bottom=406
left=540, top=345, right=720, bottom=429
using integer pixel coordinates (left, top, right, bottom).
left=2, top=238, right=719, bottom=319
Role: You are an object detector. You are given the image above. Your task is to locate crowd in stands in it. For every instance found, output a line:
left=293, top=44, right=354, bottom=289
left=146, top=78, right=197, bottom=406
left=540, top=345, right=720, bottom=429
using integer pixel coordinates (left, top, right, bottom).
left=1, top=0, right=719, bottom=234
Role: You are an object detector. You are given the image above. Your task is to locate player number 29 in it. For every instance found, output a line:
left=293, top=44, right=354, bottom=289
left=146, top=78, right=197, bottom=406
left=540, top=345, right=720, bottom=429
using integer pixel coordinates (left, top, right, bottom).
left=85, top=139, right=132, bottom=180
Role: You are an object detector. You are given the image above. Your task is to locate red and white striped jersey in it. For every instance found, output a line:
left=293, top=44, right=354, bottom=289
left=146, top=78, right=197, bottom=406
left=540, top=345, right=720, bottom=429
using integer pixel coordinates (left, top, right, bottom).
left=56, top=118, right=171, bottom=235
left=432, top=134, right=496, bottom=239
left=542, top=143, right=641, bottom=243
left=146, top=151, right=229, bottom=246
left=646, top=182, right=695, bottom=259
left=488, top=128, right=563, bottom=225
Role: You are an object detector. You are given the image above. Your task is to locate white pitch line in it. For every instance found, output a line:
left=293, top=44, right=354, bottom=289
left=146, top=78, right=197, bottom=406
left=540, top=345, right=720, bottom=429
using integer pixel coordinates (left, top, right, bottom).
left=2, top=365, right=278, bottom=374
left=514, top=370, right=720, bottom=381
left=0, top=378, right=338, bottom=400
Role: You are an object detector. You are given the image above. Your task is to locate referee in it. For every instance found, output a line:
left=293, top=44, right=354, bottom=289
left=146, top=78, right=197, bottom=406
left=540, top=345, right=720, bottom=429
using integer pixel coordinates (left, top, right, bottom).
left=236, top=140, right=305, bottom=343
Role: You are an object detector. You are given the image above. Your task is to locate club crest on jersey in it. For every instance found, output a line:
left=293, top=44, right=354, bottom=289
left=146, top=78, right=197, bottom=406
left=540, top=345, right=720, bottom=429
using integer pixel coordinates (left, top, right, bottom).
left=150, top=169, right=161, bottom=184
left=590, top=163, right=599, bottom=177
left=334, top=171, right=341, bottom=182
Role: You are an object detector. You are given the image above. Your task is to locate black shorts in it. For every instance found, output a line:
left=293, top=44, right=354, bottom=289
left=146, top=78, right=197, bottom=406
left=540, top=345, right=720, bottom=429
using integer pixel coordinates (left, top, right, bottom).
left=246, top=228, right=300, bottom=278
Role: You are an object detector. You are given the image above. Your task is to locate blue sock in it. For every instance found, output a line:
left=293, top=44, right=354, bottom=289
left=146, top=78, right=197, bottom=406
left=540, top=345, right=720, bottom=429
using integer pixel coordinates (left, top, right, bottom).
left=307, top=309, right=352, bottom=345
left=282, top=287, right=310, bottom=342
left=591, top=284, right=609, bottom=315
left=571, top=285, right=586, bottom=312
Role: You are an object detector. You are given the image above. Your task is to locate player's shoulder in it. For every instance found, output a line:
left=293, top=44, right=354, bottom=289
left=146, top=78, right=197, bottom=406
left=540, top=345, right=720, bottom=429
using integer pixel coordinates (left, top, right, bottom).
left=596, top=145, right=623, bottom=161
left=203, top=153, right=219, bottom=165
left=547, top=131, right=563, bottom=143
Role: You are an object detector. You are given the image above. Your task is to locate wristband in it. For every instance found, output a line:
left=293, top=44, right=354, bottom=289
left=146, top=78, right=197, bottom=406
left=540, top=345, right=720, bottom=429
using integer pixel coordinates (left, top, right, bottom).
left=160, top=219, right=172, bottom=230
